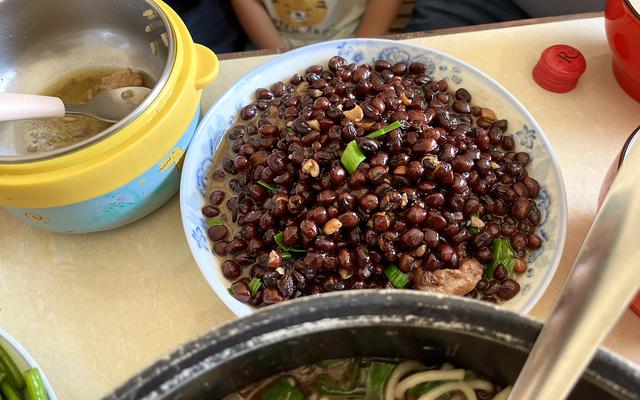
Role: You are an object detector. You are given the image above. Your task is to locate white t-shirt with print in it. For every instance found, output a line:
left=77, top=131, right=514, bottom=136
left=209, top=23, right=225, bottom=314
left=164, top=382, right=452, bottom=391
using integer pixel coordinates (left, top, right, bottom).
left=262, top=0, right=367, bottom=47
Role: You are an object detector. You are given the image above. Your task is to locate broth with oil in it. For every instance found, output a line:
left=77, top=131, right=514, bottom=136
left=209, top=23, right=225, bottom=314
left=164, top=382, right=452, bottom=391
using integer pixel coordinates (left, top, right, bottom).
left=21, top=67, right=150, bottom=153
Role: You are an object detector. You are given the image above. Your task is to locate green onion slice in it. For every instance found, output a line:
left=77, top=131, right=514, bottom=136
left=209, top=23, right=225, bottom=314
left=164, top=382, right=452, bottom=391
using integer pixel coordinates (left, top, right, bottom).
left=249, top=277, right=262, bottom=296
left=485, top=238, right=516, bottom=279
left=367, top=120, right=402, bottom=139
left=365, top=361, right=396, bottom=398
left=206, top=218, right=224, bottom=227
left=282, top=253, right=294, bottom=261
left=1, top=380, right=22, bottom=400
left=385, top=265, right=410, bottom=288
left=257, top=180, right=276, bottom=191
left=0, top=343, right=25, bottom=390
left=260, top=377, right=304, bottom=400
left=274, top=232, right=307, bottom=253
left=340, top=140, right=367, bottom=174
left=24, top=368, right=49, bottom=400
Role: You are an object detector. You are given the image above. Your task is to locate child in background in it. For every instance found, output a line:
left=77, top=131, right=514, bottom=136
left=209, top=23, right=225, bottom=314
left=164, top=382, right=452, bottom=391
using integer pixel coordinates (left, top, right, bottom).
left=231, top=0, right=402, bottom=49
left=165, top=0, right=247, bottom=53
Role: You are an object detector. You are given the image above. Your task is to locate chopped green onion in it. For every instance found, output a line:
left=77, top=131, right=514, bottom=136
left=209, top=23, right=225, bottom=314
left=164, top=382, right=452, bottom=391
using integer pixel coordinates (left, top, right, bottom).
left=340, top=140, right=367, bottom=174
left=24, top=368, right=49, bottom=400
left=206, top=217, right=224, bottom=227
left=274, top=232, right=306, bottom=253
left=0, top=343, right=25, bottom=390
left=367, top=120, right=402, bottom=139
left=468, top=225, right=480, bottom=234
left=1, top=380, right=21, bottom=400
left=365, top=361, right=396, bottom=399
left=485, top=238, right=516, bottom=279
left=282, top=253, right=294, bottom=261
left=286, top=127, right=295, bottom=135
left=249, top=277, right=262, bottom=296
left=385, top=265, right=410, bottom=288
left=257, top=180, right=276, bottom=191
left=260, top=377, right=304, bottom=400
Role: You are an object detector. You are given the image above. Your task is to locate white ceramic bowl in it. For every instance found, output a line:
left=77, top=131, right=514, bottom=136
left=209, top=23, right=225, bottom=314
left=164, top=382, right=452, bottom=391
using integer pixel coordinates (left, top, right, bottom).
left=180, top=39, right=568, bottom=317
left=0, top=329, right=57, bottom=399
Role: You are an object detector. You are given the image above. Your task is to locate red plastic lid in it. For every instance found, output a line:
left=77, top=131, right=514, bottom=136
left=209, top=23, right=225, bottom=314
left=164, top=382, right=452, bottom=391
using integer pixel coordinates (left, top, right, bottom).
left=631, top=292, right=640, bottom=317
left=532, top=45, right=586, bottom=93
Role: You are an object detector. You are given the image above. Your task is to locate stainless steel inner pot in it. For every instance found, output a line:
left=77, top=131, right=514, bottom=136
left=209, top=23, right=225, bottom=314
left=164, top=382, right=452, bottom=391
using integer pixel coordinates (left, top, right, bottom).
left=0, top=0, right=175, bottom=163
left=103, top=291, right=640, bottom=400
left=620, top=126, right=640, bottom=165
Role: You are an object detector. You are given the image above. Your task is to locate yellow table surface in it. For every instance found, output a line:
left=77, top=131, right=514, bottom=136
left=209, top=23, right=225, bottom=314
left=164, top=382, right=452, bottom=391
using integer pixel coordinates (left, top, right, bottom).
left=1, top=16, right=639, bottom=400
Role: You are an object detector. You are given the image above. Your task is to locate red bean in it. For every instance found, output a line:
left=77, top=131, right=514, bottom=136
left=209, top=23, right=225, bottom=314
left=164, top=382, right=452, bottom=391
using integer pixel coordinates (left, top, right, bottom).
left=372, top=214, right=391, bottom=233
left=222, top=260, right=242, bottom=279
left=510, top=233, right=527, bottom=251
left=283, top=226, right=299, bottom=246
left=230, top=279, right=252, bottom=303
left=207, top=225, right=228, bottom=241
left=401, top=228, right=424, bottom=248
left=527, top=233, right=543, bottom=249
left=338, top=211, right=360, bottom=228
left=513, top=197, right=533, bottom=220
left=451, top=155, right=473, bottom=172
left=425, top=193, right=445, bottom=208
left=523, top=176, right=540, bottom=198
left=407, top=205, right=427, bottom=224
left=498, top=279, right=520, bottom=300
left=425, top=211, right=447, bottom=230
left=201, top=205, right=219, bottom=217
left=359, top=194, right=378, bottom=212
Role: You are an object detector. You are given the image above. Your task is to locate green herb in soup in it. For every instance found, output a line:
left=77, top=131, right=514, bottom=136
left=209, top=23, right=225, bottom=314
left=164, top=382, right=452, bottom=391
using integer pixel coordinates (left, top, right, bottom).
left=224, top=358, right=510, bottom=400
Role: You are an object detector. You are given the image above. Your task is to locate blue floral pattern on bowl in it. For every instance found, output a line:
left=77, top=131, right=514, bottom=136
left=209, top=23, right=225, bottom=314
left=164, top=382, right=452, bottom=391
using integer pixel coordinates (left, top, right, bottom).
left=180, top=39, right=568, bottom=317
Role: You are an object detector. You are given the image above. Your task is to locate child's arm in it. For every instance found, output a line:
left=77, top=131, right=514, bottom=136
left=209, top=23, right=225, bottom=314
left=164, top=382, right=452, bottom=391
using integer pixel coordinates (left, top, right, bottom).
left=230, top=0, right=288, bottom=49
left=356, top=0, right=402, bottom=37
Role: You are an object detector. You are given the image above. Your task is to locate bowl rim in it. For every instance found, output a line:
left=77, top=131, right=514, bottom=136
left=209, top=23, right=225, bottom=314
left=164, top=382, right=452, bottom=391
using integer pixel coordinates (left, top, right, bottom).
left=0, top=0, right=176, bottom=164
left=180, top=37, right=568, bottom=318
left=0, top=328, right=57, bottom=399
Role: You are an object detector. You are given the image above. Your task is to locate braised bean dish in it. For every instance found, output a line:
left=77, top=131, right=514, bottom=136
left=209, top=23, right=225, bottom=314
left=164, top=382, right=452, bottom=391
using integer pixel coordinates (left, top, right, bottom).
left=203, top=56, right=542, bottom=307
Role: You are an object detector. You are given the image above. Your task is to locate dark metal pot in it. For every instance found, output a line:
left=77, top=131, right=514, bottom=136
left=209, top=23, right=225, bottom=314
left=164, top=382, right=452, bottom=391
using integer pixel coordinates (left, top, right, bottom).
left=103, top=291, right=640, bottom=400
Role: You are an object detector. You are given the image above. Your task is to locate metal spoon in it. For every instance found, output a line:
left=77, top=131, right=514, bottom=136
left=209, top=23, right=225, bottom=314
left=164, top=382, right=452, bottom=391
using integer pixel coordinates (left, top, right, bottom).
left=507, top=140, right=640, bottom=399
left=0, top=86, right=151, bottom=124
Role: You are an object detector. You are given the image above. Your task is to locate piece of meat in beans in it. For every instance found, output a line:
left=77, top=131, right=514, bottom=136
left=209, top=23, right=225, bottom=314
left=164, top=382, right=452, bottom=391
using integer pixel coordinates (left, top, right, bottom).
left=201, top=56, right=543, bottom=307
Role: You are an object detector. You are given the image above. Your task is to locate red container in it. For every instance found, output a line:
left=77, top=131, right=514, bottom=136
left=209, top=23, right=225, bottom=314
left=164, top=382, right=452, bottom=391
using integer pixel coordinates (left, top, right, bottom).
left=532, top=44, right=587, bottom=92
left=605, top=0, right=640, bottom=101
left=599, top=126, right=640, bottom=316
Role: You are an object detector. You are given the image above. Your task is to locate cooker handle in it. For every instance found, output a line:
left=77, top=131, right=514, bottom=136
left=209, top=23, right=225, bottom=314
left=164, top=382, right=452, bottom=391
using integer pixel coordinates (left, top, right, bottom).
left=0, top=93, right=65, bottom=122
left=193, top=44, right=219, bottom=90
